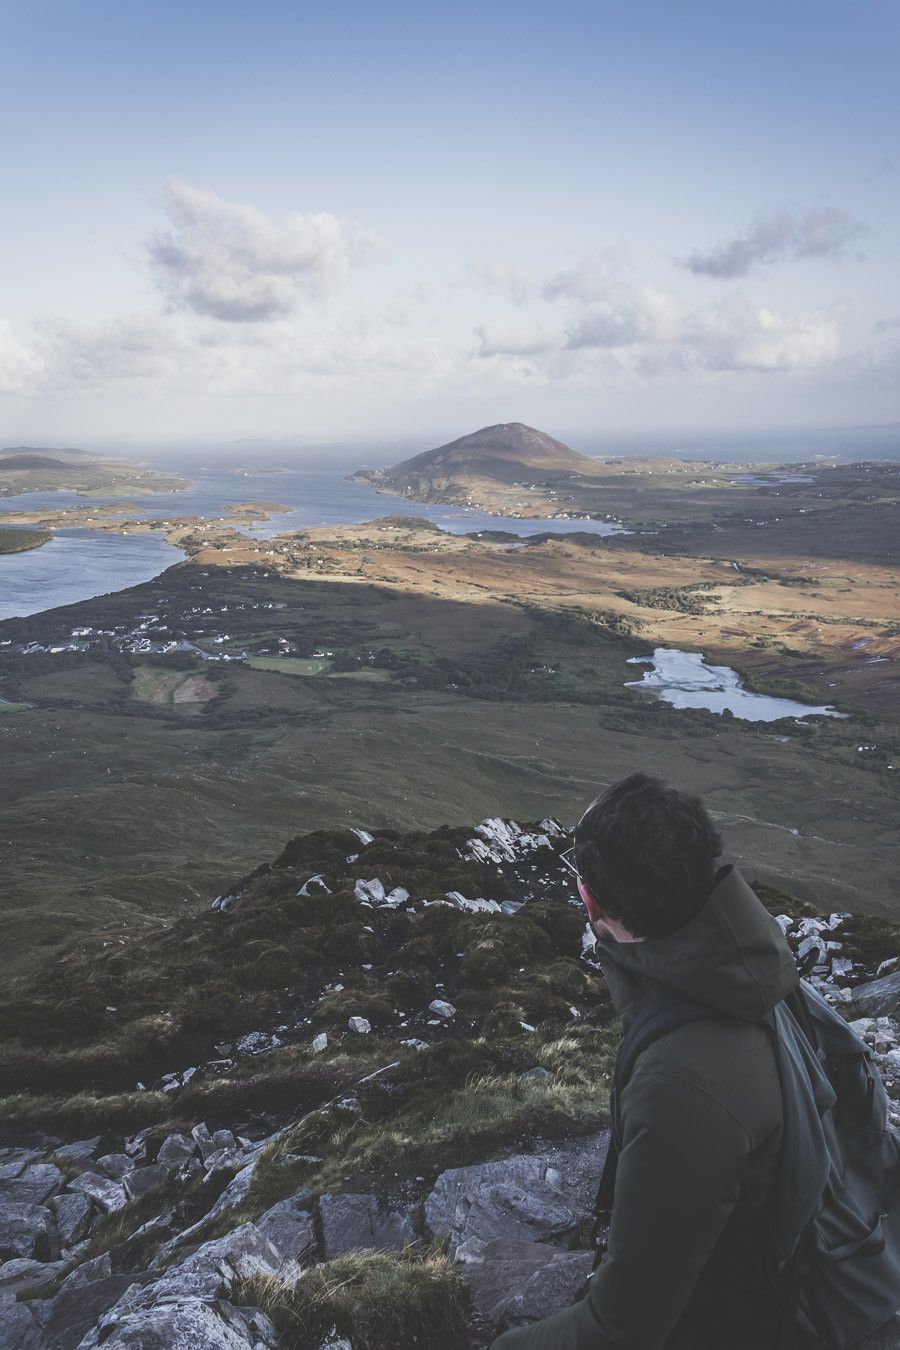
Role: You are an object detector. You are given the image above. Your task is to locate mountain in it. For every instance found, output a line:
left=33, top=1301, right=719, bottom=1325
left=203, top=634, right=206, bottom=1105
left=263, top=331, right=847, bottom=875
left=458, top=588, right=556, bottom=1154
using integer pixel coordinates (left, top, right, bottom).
left=0, top=453, right=70, bottom=471
left=354, top=422, right=600, bottom=496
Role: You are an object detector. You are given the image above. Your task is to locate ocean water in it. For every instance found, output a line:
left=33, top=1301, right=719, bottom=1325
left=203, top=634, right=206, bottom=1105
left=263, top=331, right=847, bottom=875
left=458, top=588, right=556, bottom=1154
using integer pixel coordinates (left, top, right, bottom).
left=0, top=467, right=628, bottom=620
left=625, top=647, right=846, bottom=722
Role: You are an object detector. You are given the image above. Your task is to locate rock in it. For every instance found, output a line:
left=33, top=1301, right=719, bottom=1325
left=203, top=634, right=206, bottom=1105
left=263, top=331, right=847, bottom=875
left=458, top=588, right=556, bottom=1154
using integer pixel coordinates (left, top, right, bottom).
left=96, top=1153, right=133, bottom=1181
left=520, top=1066, right=552, bottom=1080
left=87, top=1224, right=283, bottom=1342
left=255, top=1197, right=316, bottom=1262
left=298, top=873, right=332, bottom=896
left=153, top=1157, right=263, bottom=1261
left=52, top=1191, right=94, bottom=1246
left=98, top=1297, right=273, bottom=1348
left=312, top=1032, right=328, bottom=1053
left=429, top=999, right=456, bottom=1019
left=0, top=1254, right=69, bottom=1292
left=236, top=1030, right=282, bottom=1056
left=192, top=1122, right=217, bottom=1161
left=0, top=1161, right=65, bottom=1206
left=852, top=972, right=900, bottom=1019
left=68, top=1171, right=128, bottom=1214
left=203, top=1147, right=247, bottom=1177
left=123, top=1162, right=170, bottom=1201
left=156, top=1132, right=195, bottom=1168
left=497, top=1248, right=594, bottom=1324
left=318, top=1193, right=418, bottom=1258
left=59, top=1252, right=113, bottom=1288
left=348, top=1016, right=371, bottom=1034
left=0, top=1149, right=44, bottom=1180
left=41, top=1274, right=149, bottom=1350
left=0, top=1290, right=42, bottom=1350
left=876, top=958, right=900, bottom=978
left=0, top=1202, right=56, bottom=1260
left=53, top=1138, right=101, bottom=1166
left=425, top=1133, right=609, bottom=1253
left=456, top=1236, right=593, bottom=1323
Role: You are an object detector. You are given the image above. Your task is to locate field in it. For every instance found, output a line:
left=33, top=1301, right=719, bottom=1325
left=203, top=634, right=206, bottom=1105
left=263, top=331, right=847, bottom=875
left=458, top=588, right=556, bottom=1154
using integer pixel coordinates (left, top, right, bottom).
left=0, top=524, right=51, bottom=553
left=0, top=522, right=897, bottom=981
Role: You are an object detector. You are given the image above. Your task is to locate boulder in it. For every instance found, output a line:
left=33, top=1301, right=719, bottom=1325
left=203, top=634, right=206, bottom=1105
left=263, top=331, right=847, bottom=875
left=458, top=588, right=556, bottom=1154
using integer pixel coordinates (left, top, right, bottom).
left=156, top=1132, right=195, bottom=1169
left=0, top=1254, right=70, bottom=1293
left=852, top=972, right=900, bottom=1019
left=456, top=1236, right=593, bottom=1324
left=255, top=1197, right=316, bottom=1262
left=84, top=1223, right=283, bottom=1343
left=57, top=1252, right=112, bottom=1289
left=424, top=1133, right=609, bottom=1253
left=52, top=1191, right=94, bottom=1246
left=69, top=1171, right=128, bottom=1214
left=53, top=1138, right=101, bottom=1167
left=318, top=1193, right=418, bottom=1259
left=96, top=1153, right=133, bottom=1181
left=82, top=1297, right=278, bottom=1348
left=0, top=1201, right=56, bottom=1260
left=0, top=1289, right=42, bottom=1350
left=0, top=1161, right=65, bottom=1206
left=41, top=1274, right=148, bottom=1350
left=123, top=1162, right=170, bottom=1201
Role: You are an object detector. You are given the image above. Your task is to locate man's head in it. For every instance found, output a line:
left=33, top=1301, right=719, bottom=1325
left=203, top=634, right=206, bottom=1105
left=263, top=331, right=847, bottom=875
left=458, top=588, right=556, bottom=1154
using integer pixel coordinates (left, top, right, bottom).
left=573, top=773, right=722, bottom=942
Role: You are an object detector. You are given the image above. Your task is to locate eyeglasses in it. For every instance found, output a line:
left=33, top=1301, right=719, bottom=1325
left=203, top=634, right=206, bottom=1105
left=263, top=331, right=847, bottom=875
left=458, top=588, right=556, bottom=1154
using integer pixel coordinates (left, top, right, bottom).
left=559, top=846, right=580, bottom=880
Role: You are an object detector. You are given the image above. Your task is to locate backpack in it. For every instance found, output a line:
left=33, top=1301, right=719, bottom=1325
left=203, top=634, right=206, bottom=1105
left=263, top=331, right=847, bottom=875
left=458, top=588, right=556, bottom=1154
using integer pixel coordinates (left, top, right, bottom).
left=590, top=977, right=900, bottom=1349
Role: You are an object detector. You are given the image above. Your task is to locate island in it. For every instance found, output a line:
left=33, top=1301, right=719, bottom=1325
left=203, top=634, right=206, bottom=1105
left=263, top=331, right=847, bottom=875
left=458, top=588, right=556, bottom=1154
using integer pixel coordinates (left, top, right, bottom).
left=0, top=446, right=188, bottom=498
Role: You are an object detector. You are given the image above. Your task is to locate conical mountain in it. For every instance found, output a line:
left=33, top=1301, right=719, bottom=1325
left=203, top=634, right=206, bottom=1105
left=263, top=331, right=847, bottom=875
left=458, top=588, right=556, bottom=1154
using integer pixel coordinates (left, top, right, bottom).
left=356, top=422, right=598, bottom=493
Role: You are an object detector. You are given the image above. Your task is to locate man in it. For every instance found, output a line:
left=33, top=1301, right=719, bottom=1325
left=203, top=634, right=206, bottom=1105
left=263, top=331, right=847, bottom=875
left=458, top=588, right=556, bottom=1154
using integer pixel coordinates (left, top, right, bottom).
left=491, top=772, right=807, bottom=1350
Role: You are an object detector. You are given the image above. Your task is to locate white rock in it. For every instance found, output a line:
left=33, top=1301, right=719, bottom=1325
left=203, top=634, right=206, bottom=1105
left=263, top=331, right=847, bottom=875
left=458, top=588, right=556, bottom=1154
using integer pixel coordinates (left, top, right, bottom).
left=312, top=1032, right=328, bottom=1053
left=351, top=828, right=375, bottom=845
left=298, top=874, right=332, bottom=896
left=348, top=1016, right=371, bottom=1034
left=429, top=1000, right=456, bottom=1019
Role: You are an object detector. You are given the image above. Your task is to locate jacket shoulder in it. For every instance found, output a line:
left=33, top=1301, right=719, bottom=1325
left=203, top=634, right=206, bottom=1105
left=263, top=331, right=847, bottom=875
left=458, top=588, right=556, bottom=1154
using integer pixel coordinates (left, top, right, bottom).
left=629, top=1016, right=782, bottom=1143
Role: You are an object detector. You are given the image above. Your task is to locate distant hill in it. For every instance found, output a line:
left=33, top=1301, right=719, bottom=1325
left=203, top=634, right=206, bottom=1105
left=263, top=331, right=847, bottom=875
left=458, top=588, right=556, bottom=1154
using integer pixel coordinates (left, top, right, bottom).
left=356, top=422, right=598, bottom=495
left=0, top=454, right=70, bottom=471
left=0, top=445, right=95, bottom=460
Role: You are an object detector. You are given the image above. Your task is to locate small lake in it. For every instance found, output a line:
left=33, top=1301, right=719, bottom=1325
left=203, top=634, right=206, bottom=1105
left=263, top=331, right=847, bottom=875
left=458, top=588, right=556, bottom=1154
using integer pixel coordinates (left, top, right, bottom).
left=0, top=467, right=629, bottom=619
left=625, top=648, right=846, bottom=722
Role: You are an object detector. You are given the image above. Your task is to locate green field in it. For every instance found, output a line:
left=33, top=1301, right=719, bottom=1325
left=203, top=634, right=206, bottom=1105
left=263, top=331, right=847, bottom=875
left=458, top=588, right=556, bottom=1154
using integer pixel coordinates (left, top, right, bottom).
left=0, top=559, right=896, bottom=980
left=248, top=655, right=332, bottom=676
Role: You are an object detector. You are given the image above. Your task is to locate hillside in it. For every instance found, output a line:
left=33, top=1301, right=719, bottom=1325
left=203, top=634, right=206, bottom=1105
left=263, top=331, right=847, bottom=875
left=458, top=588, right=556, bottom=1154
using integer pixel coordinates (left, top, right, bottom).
left=0, top=447, right=187, bottom=499
left=353, top=422, right=605, bottom=510
left=0, top=815, right=898, bottom=1347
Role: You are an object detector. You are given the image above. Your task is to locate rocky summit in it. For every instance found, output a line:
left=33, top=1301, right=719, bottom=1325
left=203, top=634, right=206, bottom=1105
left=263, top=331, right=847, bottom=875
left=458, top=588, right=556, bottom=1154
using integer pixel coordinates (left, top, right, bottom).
left=1, top=817, right=899, bottom=1348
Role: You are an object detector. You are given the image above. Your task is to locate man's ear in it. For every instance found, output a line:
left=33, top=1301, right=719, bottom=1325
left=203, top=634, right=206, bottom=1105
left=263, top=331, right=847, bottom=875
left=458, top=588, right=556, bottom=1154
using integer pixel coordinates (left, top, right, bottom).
left=578, top=878, right=603, bottom=925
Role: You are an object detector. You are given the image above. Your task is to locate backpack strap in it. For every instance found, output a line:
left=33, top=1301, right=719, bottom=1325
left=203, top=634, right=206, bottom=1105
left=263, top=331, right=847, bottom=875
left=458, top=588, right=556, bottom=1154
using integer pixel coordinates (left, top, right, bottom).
left=590, top=991, right=733, bottom=1269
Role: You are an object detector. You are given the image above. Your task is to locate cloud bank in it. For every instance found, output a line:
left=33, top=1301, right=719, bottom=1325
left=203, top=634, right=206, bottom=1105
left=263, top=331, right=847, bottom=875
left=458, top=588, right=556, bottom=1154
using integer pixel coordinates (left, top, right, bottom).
left=680, top=207, right=864, bottom=278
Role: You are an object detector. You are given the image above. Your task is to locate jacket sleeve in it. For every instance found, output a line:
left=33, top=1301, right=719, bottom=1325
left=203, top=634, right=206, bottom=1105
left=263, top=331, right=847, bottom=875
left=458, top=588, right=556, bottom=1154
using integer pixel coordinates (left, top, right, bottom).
left=490, top=1065, right=753, bottom=1350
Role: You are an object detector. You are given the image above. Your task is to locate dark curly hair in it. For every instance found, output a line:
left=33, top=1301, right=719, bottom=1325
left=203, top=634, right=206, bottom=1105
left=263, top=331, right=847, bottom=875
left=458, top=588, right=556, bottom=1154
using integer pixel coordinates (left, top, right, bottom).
left=573, top=773, right=722, bottom=939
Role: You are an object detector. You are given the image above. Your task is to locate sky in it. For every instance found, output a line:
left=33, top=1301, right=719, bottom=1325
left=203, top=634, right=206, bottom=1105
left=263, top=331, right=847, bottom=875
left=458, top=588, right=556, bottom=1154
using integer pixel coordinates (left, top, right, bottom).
left=0, top=0, right=898, bottom=451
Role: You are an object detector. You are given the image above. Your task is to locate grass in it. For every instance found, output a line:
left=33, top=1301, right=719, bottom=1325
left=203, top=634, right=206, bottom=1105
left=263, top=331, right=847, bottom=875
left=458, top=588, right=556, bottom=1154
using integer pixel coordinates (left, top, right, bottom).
left=237, top=1246, right=472, bottom=1350
left=249, top=656, right=332, bottom=676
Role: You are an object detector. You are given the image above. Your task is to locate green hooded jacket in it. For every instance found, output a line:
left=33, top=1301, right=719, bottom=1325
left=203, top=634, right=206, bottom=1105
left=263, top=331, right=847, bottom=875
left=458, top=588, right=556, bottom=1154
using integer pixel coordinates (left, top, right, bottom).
left=491, top=864, right=805, bottom=1350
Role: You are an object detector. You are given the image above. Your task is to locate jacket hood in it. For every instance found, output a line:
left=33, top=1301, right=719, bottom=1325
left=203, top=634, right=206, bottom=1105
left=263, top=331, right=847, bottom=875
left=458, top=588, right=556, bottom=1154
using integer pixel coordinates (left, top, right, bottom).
left=593, top=864, right=800, bottom=1022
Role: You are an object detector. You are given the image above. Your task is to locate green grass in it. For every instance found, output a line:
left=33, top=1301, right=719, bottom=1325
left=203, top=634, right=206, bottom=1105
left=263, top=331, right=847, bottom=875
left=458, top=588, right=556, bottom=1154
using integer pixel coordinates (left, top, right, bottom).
left=0, top=526, right=52, bottom=553
left=249, top=656, right=332, bottom=676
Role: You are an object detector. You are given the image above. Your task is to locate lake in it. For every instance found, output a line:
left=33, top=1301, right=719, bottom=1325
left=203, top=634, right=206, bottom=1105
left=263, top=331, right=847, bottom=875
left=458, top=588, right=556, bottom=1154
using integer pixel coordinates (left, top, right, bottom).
left=0, top=467, right=628, bottom=619
left=625, top=647, right=846, bottom=722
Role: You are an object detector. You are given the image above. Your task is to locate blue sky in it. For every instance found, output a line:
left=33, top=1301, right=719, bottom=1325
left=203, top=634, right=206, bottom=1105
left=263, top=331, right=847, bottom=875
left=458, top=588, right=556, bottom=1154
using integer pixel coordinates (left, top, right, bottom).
left=1, top=0, right=897, bottom=447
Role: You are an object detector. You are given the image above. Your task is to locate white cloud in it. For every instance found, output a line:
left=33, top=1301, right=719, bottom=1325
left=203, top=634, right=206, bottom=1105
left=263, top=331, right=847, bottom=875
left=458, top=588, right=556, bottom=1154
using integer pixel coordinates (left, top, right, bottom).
left=147, top=179, right=374, bottom=322
left=0, top=320, right=43, bottom=394
left=37, top=314, right=179, bottom=386
left=476, top=321, right=559, bottom=357
left=477, top=281, right=838, bottom=375
left=680, top=207, right=865, bottom=278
